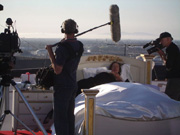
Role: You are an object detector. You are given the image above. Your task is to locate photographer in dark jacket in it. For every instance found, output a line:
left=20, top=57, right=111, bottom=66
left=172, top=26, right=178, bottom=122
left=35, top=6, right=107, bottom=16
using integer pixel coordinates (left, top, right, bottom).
left=46, top=19, right=83, bottom=135
left=157, top=32, right=180, bottom=101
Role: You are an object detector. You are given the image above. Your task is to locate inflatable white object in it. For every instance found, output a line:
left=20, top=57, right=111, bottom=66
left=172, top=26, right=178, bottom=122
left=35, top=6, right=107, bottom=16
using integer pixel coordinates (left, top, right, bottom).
left=75, top=82, right=180, bottom=134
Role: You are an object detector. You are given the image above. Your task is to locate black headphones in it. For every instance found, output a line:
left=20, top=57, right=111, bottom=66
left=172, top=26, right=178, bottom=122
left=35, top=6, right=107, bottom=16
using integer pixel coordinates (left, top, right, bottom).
left=61, top=19, right=78, bottom=34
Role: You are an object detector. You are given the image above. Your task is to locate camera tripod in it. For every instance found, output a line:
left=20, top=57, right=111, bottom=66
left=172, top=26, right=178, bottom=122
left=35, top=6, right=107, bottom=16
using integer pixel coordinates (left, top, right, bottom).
left=0, top=74, right=48, bottom=135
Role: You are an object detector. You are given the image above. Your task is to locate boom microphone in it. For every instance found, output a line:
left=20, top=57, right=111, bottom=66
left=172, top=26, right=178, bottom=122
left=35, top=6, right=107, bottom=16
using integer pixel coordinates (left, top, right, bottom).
left=52, top=4, right=121, bottom=46
left=110, top=4, right=121, bottom=42
left=75, top=4, right=121, bottom=42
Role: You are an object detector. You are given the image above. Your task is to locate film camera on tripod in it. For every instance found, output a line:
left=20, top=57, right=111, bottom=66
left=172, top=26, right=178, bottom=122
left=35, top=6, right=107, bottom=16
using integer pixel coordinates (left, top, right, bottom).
left=143, top=38, right=165, bottom=54
left=0, top=18, right=22, bottom=119
left=0, top=18, right=22, bottom=76
left=0, top=17, right=48, bottom=134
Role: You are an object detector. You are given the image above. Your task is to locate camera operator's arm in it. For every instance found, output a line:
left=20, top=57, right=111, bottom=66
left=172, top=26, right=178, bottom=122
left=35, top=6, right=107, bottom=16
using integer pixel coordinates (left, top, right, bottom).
left=157, top=48, right=166, bottom=64
left=46, top=45, right=63, bottom=75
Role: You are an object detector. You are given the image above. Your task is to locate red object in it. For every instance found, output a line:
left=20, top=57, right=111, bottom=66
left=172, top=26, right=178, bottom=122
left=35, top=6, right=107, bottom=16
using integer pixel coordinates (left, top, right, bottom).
left=0, top=130, right=51, bottom=135
left=26, top=72, right=30, bottom=81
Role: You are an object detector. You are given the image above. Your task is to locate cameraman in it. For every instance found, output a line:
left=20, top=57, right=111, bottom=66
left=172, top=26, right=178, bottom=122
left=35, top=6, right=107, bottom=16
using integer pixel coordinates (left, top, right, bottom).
left=46, top=19, right=83, bottom=135
left=157, top=32, right=180, bottom=101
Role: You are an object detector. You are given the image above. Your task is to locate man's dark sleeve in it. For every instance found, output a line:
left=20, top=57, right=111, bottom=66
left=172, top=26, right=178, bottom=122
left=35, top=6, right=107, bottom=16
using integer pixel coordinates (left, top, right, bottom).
left=55, top=45, right=69, bottom=66
left=166, top=46, right=179, bottom=70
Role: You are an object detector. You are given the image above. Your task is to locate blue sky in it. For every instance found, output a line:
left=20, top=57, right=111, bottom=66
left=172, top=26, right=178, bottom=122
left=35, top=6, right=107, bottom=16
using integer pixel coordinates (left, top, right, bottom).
left=0, top=0, right=180, bottom=40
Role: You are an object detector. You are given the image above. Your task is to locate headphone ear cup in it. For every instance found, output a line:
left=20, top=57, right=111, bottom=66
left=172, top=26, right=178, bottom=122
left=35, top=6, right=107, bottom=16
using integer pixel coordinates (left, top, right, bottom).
left=74, top=29, right=78, bottom=34
left=75, top=24, right=79, bottom=33
left=61, top=24, right=65, bottom=33
left=61, top=28, right=65, bottom=33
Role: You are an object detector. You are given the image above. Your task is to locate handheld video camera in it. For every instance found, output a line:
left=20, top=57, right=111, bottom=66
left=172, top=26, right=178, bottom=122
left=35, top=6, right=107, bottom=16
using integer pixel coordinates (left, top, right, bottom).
left=0, top=18, right=22, bottom=75
left=143, top=38, right=164, bottom=54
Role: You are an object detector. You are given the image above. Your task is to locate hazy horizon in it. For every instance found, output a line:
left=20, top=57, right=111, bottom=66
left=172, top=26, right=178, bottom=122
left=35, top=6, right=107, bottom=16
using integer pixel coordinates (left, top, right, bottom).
left=1, top=0, right=180, bottom=40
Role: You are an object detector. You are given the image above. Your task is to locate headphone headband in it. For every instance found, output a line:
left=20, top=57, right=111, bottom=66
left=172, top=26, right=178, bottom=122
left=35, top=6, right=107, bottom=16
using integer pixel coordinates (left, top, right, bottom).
left=61, top=19, right=78, bottom=34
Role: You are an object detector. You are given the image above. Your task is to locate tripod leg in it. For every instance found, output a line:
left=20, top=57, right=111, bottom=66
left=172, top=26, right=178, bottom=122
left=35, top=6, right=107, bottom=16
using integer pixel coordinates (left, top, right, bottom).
left=0, top=85, right=5, bottom=115
left=0, top=110, right=36, bottom=135
left=11, top=80, right=48, bottom=135
left=0, top=86, right=35, bottom=134
left=0, top=86, right=6, bottom=129
left=0, top=86, right=12, bottom=129
left=0, top=85, right=3, bottom=99
left=0, top=113, right=6, bottom=128
left=9, top=111, right=36, bottom=135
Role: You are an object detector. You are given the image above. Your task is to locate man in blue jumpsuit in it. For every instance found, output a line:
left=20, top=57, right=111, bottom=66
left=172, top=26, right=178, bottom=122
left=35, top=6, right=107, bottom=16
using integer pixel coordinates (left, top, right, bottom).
left=46, top=19, right=83, bottom=135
